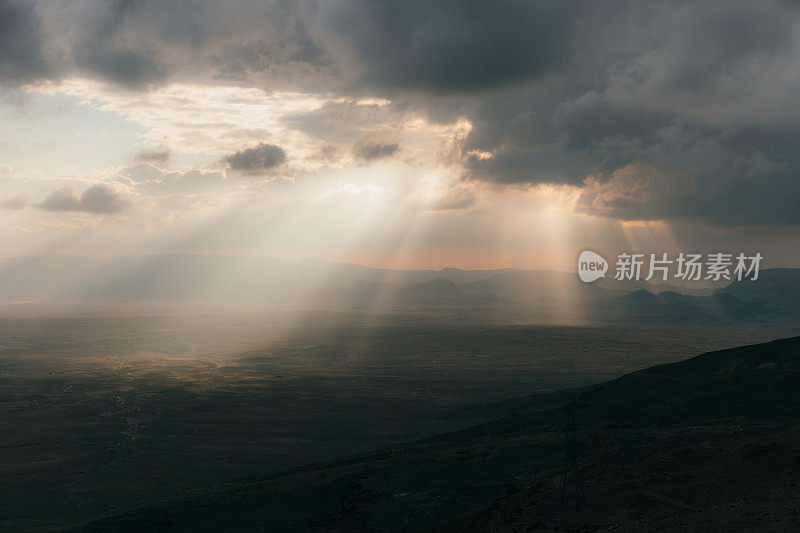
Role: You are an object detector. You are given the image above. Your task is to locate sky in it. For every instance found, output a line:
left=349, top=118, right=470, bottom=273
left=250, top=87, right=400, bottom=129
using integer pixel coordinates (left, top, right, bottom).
left=1, top=0, right=800, bottom=271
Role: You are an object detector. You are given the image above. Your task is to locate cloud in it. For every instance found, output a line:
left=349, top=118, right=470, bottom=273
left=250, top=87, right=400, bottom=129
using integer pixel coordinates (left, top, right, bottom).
left=574, top=130, right=800, bottom=226
left=114, top=162, right=227, bottom=193
left=134, top=149, right=170, bottom=165
left=0, top=195, right=28, bottom=210
left=602, top=1, right=799, bottom=124
left=436, top=1, right=800, bottom=226
left=281, top=100, right=398, bottom=144
left=224, top=143, right=287, bottom=175
left=353, top=140, right=399, bottom=161
left=39, top=188, right=82, bottom=212
left=4, top=0, right=332, bottom=90
left=39, top=184, right=129, bottom=214
left=0, top=0, right=52, bottom=84
left=74, top=45, right=165, bottom=89
left=3, top=0, right=800, bottom=228
left=319, top=0, right=581, bottom=94
left=408, top=185, right=475, bottom=211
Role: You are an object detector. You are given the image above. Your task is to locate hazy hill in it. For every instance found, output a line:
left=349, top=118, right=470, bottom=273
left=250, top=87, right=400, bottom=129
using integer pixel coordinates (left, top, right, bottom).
left=76, top=336, right=800, bottom=532
left=717, top=268, right=800, bottom=316
left=617, top=289, right=769, bottom=322
left=0, top=255, right=511, bottom=303
left=0, top=255, right=793, bottom=323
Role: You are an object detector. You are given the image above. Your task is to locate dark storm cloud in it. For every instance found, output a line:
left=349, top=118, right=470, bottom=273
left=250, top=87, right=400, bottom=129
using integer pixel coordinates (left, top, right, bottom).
left=74, top=46, right=166, bottom=88
left=444, top=0, right=800, bottom=225
left=0, top=0, right=171, bottom=88
left=39, top=185, right=129, bottom=214
left=467, top=90, right=800, bottom=225
left=2, top=1, right=582, bottom=92
left=225, top=143, right=287, bottom=175
left=353, top=140, right=399, bottom=162
left=604, top=1, right=793, bottom=100
left=214, top=17, right=326, bottom=79
left=574, top=122, right=800, bottom=226
left=0, top=0, right=329, bottom=89
left=69, top=0, right=168, bottom=87
left=0, top=0, right=51, bottom=83
left=2, top=0, right=799, bottom=226
left=461, top=90, right=681, bottom=186
left=319, top=0, right=581, bottom=94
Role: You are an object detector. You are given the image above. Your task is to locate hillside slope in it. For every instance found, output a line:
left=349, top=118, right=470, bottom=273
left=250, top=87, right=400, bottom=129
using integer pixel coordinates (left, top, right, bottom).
left=75, top=336, right=800, bottom=532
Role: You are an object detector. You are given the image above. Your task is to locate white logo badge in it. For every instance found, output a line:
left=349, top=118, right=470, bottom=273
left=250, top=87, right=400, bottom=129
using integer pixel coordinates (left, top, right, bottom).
left=578, top=250, right=608, bottom=283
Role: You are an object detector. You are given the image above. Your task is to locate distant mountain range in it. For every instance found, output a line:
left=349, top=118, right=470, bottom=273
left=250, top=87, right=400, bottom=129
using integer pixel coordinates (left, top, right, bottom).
left=0, top=255, right=797, bottom=323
